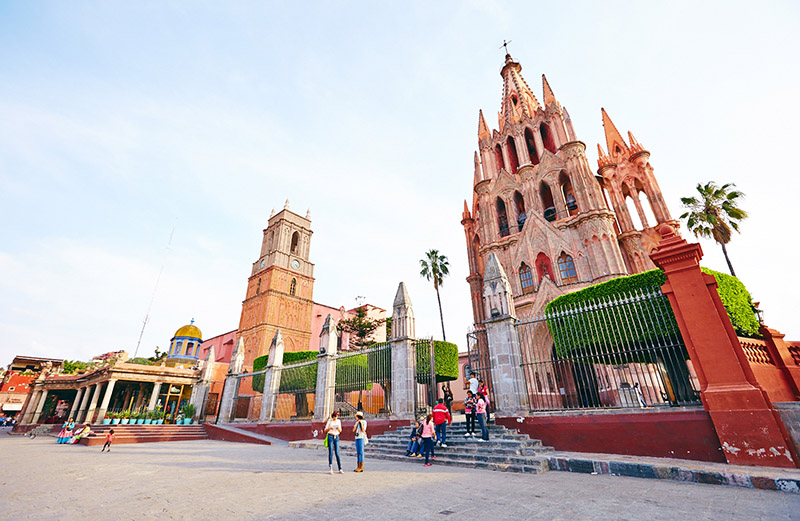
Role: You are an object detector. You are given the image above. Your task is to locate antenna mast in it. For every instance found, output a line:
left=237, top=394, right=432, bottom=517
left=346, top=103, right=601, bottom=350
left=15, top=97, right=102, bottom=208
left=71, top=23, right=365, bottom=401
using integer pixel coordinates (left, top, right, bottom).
left=133, top=227, right=174, bottom=358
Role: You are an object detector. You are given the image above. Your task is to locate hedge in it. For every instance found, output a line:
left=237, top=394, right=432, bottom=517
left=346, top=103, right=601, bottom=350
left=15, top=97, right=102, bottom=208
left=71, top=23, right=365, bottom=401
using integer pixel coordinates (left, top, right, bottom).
left=544, top=267, right=760, bottom=361
left=252, top=351, right=318, bottom=393
left=415, top=341, right=459, bottom=384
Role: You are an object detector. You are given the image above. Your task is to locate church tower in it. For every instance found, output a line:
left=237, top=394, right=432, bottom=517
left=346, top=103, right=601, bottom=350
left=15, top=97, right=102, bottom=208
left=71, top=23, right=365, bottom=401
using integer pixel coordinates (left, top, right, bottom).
left=462, top=51, right=672, bottom=324
left=237, top=201, right=315, bottom=367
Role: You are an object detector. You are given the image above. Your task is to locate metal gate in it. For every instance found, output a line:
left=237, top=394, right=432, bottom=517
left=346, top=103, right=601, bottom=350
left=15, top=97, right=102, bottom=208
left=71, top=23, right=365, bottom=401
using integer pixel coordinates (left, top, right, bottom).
left=413, top=338, right=436, bottom=418
left=465, top=327, right=496, bottom=410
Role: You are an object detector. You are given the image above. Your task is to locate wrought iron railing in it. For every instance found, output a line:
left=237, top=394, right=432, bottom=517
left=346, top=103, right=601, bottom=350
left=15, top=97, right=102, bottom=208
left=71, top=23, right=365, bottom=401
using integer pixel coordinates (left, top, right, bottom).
left=333, top=343, right=391, bottom=418
left=414, top=338, right=434, bottom=417
left=272, top=358, right=317, bottom=420
left=516, top=287, right=701, bottom=411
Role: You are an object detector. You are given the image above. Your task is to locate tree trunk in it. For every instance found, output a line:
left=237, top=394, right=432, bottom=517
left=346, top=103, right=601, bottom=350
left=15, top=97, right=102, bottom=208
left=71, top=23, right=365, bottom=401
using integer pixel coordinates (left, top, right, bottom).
left=720, top=242, right=736, bottom=277
left=435, top=287, right=446, bottom=341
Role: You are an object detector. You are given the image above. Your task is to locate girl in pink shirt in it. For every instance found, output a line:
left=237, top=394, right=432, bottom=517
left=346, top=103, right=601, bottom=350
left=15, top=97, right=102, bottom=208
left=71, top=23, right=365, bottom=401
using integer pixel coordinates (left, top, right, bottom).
left=476, top=394, right=489, bottom=441
left=420, top=413, right=437, bottom=466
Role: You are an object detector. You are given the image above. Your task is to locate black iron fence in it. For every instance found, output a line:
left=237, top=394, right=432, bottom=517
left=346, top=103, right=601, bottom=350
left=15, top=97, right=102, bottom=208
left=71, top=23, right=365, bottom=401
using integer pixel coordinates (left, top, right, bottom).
left=465, top=328, right=496, bottom=410
left=273, top=358, right=317, bottom=420
left=333, top=343, right=391, bottom=418
left=516, top=287, right=700, bottom=411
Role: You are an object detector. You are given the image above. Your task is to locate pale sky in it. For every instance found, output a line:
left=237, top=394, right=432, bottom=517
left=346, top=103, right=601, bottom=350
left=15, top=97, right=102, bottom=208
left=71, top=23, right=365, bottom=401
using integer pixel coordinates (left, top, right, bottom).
left=1, top=1, right=798, bottom=366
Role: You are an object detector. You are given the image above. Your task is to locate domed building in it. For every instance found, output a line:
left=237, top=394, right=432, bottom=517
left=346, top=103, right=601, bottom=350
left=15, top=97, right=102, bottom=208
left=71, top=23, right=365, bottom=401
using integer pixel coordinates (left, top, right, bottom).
left=166, top=320, right=203, bottom=365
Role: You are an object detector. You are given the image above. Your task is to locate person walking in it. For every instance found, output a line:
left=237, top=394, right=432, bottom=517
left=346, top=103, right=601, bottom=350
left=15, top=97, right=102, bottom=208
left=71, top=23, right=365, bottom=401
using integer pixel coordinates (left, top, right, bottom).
left=100, top=429, right=115, bottom=452
left=442, top=384, right=454, bottom=415
left=475, top=393, right=489, bottom=442
left=420, top=413, right=437, bottom=467
left=353, top=411, right=368, bottom=472
left=464, top=391, right=477, bottom=437
left=432, top=398, right=451, bottom=447
left=324, top=411, right=344, bottom=474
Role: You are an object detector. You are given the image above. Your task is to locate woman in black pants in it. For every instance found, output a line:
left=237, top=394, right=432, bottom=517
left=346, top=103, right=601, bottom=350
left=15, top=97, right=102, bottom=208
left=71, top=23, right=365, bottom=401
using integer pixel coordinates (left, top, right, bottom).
left=464, top=390, right=477, bottom=437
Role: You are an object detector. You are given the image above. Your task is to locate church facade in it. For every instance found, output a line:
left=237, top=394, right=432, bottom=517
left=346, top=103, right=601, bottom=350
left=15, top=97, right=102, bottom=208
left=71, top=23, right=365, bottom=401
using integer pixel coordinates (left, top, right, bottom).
left=461, top=52, right=677, bottom=323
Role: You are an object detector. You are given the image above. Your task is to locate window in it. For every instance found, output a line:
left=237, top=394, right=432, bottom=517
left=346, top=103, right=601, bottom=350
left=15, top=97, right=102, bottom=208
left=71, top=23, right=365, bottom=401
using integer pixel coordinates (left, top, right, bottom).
left=496, top=198, right=510, bottom=238
left=256, top=278, right=261, bottom=295
left=535, top=252, right=554, bottom=282
left=290, top=232, right=299, bottom=255
left=290, top=278, right=297, bottom=296
left=513, top=191, right=526, bottom=231
left=524, top=128, right=539, bottom=165
left=540, top=182, right=556, bottom=221
left=506, top=136, right=519, bottom=174
left=535, top=372, right=543, bottom=392
left=519, top=263, right=534, bottom=294
left=558, top=253, right=578, bottom=283
left=8, top=386, right=14, bottom=391
left=540, top=123, right=556, bottom=153
left=185, top=342, right=194, bottom=356
left=559, top=172, right=578, bottom=216
left=494, top=144, right=505, bottom=172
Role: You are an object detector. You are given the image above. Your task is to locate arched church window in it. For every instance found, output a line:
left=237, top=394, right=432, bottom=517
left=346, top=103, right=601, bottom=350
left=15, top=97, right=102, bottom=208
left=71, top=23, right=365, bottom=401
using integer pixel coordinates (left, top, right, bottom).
left=511, top=94, right=518, bottom=106
left=622, top=184, right=642, bottom=231
left=519, top=263, right=534, bottom=294
left=290, top=232, right=299, bottom=255
left=513, top=191, right=526, bottom=231
left=540, top=123, right=556, bottom=153
left=535, top=252, right=554, bottom=282
left=524, top=128, right=539, bottom=165
left=472, top=234, right=483, bottom=274
left=535, top=372, right=543, bottom=392
left=635, top=179, right=657, bottom=227
left=559, top=172, right=578, bottom=217
left=557, top=253, right=578, bottom=283
left=540, top=182, right=556, bottom=222
left=494, top=145, right=505, bottom=172
left=496, top=198, right=510, bottom=238
left=256, top=278, right=261, bottom=295
left=185, top=342, right=194, bottom=356
left=290, top=278, right=297, bottom=296
left=506, top=136, right=519, bottom=174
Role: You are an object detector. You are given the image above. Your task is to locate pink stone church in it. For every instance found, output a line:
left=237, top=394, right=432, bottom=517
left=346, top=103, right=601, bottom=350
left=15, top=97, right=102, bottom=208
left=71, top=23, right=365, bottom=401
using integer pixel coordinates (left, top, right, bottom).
left=461, top=52, right=678, bottom=322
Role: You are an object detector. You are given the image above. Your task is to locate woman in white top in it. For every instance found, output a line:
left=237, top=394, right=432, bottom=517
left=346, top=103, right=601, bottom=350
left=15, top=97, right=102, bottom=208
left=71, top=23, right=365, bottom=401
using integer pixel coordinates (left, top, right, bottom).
left=324, top=411, right=343, bottom=474
left=352, top=411, right=368, bottom=473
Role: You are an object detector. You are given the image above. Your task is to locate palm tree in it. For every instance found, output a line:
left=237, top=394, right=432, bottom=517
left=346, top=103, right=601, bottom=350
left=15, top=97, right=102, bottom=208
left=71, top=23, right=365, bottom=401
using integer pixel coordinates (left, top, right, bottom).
left=419, top=249, right=449, bottom=341
left=680, top=181, right=748, bottom=277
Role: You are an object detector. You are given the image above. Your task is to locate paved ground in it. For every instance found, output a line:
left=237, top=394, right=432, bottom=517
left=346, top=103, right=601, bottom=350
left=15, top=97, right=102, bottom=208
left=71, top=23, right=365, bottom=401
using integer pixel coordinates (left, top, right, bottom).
left=1, top=434, right=799, bottom=521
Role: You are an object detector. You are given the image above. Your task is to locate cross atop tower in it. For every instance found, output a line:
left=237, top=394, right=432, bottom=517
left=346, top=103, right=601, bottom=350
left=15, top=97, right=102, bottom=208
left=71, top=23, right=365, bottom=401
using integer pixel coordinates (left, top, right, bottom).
left=500, top=39, right=512, bottom=56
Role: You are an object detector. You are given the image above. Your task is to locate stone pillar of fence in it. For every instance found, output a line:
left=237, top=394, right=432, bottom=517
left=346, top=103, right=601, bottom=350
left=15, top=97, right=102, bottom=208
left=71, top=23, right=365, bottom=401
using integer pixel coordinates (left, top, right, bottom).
left=759, top=325, right=800, bottom=399
left=190, top=345, right=215, bottom=422
left=650, top=224, right=799, bottom=469
left=389, top=282, right=417, bottom=420
left=481, top=253, right=529, bottom=415
left=217, top=337, right=245, bottom=424
left=260, top=330, right=285, bottom=421
left=314, top=314, right=339, bottom=421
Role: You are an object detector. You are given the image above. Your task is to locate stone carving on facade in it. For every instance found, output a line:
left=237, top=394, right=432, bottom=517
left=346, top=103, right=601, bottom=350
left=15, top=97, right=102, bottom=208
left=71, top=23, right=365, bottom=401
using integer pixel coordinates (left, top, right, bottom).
left=391, top=282, right=415, bottom=340
left=229, top=337, right=245, bottom=375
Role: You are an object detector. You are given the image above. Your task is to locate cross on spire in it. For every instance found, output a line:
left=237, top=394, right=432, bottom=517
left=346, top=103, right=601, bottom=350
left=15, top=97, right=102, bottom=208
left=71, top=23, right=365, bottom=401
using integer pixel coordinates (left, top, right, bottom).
left=500, top=39, right=512, bottom=56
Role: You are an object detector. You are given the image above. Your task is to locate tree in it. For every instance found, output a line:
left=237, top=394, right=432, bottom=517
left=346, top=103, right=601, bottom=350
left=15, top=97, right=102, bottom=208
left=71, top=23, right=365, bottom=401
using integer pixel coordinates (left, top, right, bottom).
left=419, top=249, right=450, bottom=341
left=680, top=181, right=748, bottom=277
left=336, top=306, right=386, bottom=349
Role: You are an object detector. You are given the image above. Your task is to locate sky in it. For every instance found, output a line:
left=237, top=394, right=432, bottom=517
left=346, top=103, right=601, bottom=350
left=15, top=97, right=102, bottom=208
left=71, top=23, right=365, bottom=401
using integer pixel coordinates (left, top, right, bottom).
left=1, top=1, right=798, bottom=366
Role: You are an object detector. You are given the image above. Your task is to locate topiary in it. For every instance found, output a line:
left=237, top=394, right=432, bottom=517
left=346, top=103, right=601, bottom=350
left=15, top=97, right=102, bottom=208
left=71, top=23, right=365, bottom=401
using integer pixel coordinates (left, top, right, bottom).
left=415, top=341, right=459, bottom=383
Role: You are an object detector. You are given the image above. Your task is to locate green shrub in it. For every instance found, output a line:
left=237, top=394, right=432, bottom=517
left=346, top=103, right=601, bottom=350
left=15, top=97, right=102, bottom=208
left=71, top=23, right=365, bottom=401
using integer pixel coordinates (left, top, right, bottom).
left=416, top=341, right=458, bottom=383
left=544, top=268, right=760, bottom=361
left=252, top=351, right=318, bottom=393
left=335, top=354, right=372, bottom=393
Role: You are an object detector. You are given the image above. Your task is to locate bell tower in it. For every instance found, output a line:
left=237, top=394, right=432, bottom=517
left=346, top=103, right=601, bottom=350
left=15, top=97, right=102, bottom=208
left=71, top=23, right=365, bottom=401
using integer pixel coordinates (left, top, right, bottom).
left=237, top=200, right=315, bottom=367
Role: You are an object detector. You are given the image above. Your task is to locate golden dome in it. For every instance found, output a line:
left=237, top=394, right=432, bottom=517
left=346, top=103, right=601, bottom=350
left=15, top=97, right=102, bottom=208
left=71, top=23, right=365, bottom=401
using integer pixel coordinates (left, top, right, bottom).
left=173, top=323, right=202, bottom=340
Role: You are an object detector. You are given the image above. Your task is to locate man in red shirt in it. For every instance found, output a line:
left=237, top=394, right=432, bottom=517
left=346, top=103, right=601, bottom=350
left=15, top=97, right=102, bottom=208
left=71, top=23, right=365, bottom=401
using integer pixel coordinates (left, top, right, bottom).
left=432, top=398, right=451, bottom=447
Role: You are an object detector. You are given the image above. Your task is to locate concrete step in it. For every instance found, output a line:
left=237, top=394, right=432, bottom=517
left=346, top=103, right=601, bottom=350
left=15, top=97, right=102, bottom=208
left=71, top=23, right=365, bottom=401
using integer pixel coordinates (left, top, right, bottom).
left=78, top=424, right=209, bottom=446
left=343, top=450, right=548, bottom=474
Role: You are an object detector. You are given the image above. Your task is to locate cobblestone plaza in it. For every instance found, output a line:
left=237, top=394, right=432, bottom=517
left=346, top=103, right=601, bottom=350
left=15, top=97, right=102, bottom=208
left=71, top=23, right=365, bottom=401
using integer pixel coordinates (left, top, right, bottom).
left=2, top=435, right=798, bottom=521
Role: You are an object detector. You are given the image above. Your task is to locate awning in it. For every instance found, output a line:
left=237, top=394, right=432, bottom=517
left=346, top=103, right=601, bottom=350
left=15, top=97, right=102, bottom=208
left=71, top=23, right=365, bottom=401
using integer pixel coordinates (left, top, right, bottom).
left=2, top=403, right=23, bottom=411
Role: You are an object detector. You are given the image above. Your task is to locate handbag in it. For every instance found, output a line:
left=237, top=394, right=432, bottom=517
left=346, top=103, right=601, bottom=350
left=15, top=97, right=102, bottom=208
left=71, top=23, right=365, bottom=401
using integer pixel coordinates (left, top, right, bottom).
left=324, top=435, right=329, bottom=448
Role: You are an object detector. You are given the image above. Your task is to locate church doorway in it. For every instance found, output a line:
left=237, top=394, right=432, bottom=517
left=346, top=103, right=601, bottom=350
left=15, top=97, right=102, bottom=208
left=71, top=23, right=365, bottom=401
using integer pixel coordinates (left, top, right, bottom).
left=159, top=384, right=192, bottom=423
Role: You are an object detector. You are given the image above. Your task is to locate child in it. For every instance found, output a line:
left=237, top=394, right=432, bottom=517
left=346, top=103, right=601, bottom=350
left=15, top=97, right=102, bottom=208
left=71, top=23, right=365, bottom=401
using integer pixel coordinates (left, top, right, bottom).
left=406, top=420, right=421, bottom=456
left=101, top=429, right=115, bottom=452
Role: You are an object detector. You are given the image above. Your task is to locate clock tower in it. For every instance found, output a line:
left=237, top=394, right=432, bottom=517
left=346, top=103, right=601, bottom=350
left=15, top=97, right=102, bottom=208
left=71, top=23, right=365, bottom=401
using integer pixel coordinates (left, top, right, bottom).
left=237, top=201, right=315, bottom=367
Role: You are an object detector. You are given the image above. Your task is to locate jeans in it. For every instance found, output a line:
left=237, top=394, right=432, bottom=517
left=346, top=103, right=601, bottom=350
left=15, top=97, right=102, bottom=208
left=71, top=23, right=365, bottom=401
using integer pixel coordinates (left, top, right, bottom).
left=435, top=423, right=447, bottom=445
left=423, top=437, right=435, bottom=464
left=407, top=439, right=420, bottom=454
left=327, top=434, right=341, bottom=469
left=477, top=412, right=489, bottom=440
left=465, top=412, right=476, bottom=434
left=355, top=437, right=365, bottom=463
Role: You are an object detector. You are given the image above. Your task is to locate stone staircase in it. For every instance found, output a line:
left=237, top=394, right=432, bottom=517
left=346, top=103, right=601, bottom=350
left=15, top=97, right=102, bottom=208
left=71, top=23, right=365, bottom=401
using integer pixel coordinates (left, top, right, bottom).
left=78, top=424, right=208, bottom=446
left=347, top=422, right=554, bottom=473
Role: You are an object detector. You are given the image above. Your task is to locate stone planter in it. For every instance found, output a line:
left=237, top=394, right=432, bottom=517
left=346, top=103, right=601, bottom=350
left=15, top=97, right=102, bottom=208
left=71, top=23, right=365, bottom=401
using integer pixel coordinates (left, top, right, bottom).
left=112, top=418, right=120, bottom=425
left=121, top=419, right=129, bottom=425
left=156, top=419, right=164, bottom=425
left=144, top=419, right=152, bottom=425
left=102, top=418, right=111, bottom=425
left=136, top=419, right=145, bottom=425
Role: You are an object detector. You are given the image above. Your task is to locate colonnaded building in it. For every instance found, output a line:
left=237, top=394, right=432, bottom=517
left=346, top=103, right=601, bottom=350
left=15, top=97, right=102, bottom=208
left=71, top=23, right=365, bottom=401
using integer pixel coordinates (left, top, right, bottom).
left=461, top=52, right=678, bottom=322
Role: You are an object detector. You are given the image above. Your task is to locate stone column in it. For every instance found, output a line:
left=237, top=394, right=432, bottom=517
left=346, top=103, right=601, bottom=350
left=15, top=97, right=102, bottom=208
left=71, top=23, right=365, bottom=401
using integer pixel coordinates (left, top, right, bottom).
left=95, top=379, right=117, bottom=421
left=759, top=326, right=800, bottom=399
left=148, top=382, right=162, bottom=411
left=217, top=337, right=245, bottom=424
left=21, top=389, right=42, bottom=424
left=84, top=383, right=102, bottom=424
left=651, top=225, right=799, bottom=469
left=75, top=385, right=92, bottom=423
left=314, top=315, right=339, bottom=421
left=482, top=253, right=529, bottom=416
left=133, top=383, right=146, bottom=410
left=533, top=127, right=545, bottom=158
left=190, top=346, right=216, bottom=421
left=389, top=282, right=417, bottom=420
left=30, top=389, right=49, bottom=424
left=67, top=387, right=84, bottom=421
left=260, top=330, right=285, bottom=421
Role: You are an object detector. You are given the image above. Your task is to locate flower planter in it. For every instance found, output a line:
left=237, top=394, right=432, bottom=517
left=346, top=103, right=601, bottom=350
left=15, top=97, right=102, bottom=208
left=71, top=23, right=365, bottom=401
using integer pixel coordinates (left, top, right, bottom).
left=156, top=419, right=164, bottom=425
left=102, top=418, right=111, bottom=425
left=137, top=419, right=145, bottom=425
left=112, top=419, right=120, bottom=425
left=144, top=419, right=152, bottom=425
left=184, top=418, right=193, bottom=425
left=121, top=419, right=129, bottom=425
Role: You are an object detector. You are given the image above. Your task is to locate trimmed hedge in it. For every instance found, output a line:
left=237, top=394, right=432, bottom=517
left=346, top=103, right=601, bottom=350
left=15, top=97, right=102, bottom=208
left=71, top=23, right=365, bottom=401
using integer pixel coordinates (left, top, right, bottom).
left=544, top=268, right=760, bottom=360
left=416, top=341, right=459, bottom=384
left=252, top=351, right=318, bottom=393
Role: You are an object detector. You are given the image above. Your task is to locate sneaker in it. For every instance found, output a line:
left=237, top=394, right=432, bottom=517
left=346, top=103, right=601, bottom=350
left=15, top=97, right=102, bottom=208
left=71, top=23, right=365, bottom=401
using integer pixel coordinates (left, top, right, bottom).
left=432, top=455, right=437, bottom=460
left=416, top=454, right=423, bottom=458
left=441, top=443, right=448, bottom=447
left=329, top=467, right=334, bottom=474
left=408, top=453, right=415, bottom=457
left=479, top=439, right=487, bottom=442
left=465, top=433, right=471, bottom=437
left=338, top=469, right=344, bottom=474
left=424, top=463, right=432, bottom=467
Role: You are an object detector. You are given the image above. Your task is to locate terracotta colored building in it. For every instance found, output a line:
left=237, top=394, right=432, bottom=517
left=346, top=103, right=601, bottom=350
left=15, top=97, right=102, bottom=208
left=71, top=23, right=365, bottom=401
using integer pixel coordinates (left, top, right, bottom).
left=0, top=356, right=63, bottom=418
left=461, top=52, right=677, bottom=322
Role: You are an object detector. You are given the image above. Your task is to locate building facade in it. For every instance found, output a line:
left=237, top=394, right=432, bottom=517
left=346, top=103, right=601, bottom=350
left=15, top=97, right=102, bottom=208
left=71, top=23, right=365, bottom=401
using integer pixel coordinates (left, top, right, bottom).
left=462, top=52, right=677, bottom=322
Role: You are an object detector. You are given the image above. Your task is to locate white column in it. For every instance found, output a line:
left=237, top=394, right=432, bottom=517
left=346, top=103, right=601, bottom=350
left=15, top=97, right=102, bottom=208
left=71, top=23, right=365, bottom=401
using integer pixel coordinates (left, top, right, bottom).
left=148, top=382, right=162, bottom=411
left=30, top=389, right=49, bottom=424
left=75, top=385, right=92, bottom=423
left=21, top=389, right=42, bottom=424
left=84, top=383, right=102, bottom=424
left=67, top=387, right=85, bottom=420
left=95, top=379, right=117, bottom=421
left=313, top=315, right=339, bottom=421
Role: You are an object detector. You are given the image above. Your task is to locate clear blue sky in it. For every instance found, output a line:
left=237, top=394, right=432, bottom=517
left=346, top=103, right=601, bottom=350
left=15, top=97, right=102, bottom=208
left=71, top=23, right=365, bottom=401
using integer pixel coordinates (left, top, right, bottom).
left=1, top=1, right=798, bottom=365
